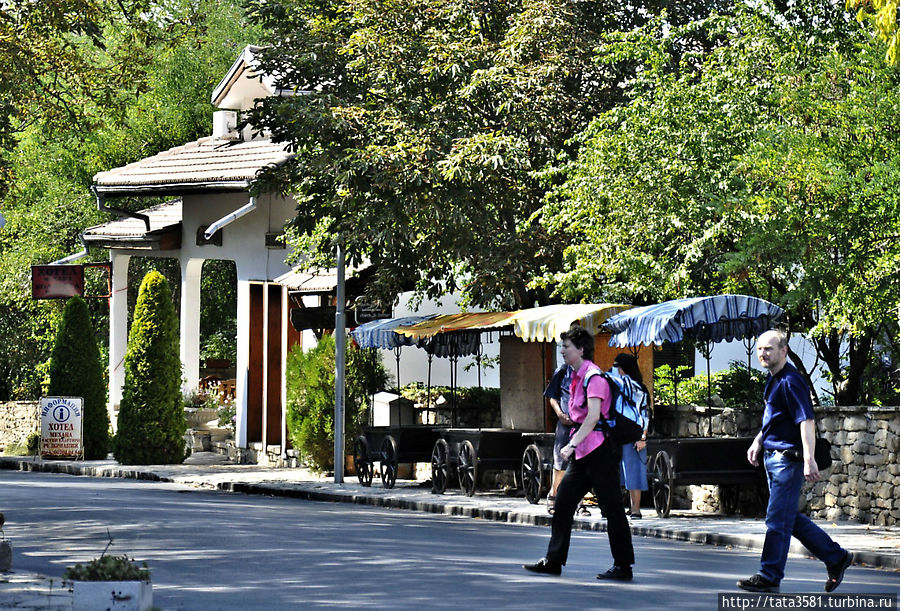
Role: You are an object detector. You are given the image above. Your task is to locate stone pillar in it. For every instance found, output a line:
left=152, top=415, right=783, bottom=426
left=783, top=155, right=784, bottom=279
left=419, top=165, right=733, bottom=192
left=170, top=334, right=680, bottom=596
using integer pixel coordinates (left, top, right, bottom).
left=180, top=258, right=203, bottom=394
left=108, top=253, right=131, bottom=431
left=235, top=277, right=250, bottom=448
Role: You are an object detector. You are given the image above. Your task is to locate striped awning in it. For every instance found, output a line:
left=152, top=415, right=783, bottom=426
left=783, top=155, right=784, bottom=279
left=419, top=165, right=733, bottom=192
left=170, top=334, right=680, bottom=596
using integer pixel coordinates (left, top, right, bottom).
left=394, top=312, right=519, bottom=339
left=350, top=315, right=437, bottom=349
left=512, top=303, right=632, bottom=343
left=603, top=295, right=785, bottom=348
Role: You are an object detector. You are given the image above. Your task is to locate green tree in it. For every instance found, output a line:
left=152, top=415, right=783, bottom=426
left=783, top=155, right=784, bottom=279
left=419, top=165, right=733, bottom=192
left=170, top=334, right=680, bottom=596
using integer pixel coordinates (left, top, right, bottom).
left=847, top=0, right=900, bottom=64
left=244, top=0, right=729, bottom=310
left=113, top=271, right=185, bottom=464
left=285, top=336, right=388, bottom=471
left=48, top=296, right=110, bottom=459
left=542, top=1, right=900, bottom=404
left=0, top=0, right=259, bottom=399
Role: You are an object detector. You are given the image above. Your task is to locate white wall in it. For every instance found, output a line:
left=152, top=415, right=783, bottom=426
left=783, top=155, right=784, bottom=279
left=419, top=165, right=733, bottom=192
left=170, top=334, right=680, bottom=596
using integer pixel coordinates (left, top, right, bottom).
left=698, top=335, right=831, bottom=399
left=372, top=293, right=502, bottom=389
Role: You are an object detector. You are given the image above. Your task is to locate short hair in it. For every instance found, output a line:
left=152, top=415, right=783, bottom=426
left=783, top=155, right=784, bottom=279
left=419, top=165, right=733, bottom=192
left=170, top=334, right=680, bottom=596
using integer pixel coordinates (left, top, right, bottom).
left=560, top=324, right=594, bottom=362
left=760, top=329, right=788, bottom=349
left=614, top=352, right=642, bottom=385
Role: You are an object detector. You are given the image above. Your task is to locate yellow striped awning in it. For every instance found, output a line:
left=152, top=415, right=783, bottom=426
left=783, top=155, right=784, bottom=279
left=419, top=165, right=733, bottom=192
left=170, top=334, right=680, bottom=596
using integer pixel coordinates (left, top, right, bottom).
left=394, top=312, right=519, bottom=339
left=511, top=304, right=632, bottom=343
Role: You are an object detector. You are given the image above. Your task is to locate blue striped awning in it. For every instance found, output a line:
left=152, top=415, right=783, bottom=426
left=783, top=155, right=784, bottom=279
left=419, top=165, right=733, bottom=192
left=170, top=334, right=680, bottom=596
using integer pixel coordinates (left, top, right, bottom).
left=350, top=315, right=437, bottom=349
left=603, top=295, right=785, bottom=348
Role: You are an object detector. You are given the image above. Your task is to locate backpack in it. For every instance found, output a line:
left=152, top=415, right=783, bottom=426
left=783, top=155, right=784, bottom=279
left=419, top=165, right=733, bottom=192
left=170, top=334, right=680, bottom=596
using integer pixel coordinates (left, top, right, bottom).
left=583, top=368, right=646, bottom=445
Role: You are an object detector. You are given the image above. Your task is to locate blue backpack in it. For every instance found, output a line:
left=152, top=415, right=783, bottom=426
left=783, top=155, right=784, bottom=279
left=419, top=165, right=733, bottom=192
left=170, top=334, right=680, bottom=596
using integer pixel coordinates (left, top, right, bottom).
left=583, top=368, right=646, bottom=445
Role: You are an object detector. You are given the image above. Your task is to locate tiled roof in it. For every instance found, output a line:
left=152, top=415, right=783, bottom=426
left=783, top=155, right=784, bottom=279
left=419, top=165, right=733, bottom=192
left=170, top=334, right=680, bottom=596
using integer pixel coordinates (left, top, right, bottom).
left=274, top=262, right=373, bottom=293
left=83, top=200, right=182, bottom=250
left=93, top=137, right=292, bottom=195
left=83, top=200, right=182, bottom=238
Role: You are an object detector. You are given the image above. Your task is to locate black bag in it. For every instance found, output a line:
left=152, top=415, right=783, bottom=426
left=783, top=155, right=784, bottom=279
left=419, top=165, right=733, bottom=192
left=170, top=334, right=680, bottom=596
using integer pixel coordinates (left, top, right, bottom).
left=815, top=437, right=833, bottom=470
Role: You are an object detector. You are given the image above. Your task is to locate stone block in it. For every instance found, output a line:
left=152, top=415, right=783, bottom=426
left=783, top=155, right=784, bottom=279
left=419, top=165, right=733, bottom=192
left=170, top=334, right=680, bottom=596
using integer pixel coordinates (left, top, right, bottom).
left=825, top=507, right=843, bottom=522
left=845, top=416, right=867, bottom=432
left=863, top=453, right=885, bottom=467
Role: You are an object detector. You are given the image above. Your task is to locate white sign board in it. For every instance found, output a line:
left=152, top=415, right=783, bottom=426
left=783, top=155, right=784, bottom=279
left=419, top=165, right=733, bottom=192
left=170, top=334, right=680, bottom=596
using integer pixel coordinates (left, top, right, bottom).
left=40, top=396, right=83, bottom=458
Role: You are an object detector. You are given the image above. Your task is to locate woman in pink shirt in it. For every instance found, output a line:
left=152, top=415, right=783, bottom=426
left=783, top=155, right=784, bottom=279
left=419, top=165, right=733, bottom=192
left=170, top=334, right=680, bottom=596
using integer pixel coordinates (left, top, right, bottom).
left=524, top=325, right=636, bottom=581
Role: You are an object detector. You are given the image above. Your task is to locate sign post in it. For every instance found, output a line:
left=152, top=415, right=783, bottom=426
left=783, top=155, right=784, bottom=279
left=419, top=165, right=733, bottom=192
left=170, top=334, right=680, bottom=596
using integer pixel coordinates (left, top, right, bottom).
left=40, top=397, right=83, bottom=459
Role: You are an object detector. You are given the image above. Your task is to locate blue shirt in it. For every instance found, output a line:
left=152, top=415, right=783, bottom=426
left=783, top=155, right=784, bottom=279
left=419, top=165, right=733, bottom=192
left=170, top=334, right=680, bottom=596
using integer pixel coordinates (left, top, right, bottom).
left=760, top=362, right=815, bottom=451
left=543, top=364, right=573, bottom=415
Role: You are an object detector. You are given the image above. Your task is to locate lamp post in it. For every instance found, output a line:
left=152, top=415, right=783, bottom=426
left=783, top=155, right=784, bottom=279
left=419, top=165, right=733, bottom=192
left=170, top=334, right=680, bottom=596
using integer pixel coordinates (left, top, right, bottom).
left=334, top=242, right=346, bottom=484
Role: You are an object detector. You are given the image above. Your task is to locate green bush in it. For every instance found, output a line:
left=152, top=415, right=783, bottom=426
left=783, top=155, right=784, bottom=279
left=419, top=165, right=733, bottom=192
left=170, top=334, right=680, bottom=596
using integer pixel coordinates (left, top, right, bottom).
left=112, top=271, right=186, bottom=465
left=654, top=362, right=765, bottom=409
left=285, top=337, right=388, bottom=472
left=64, top=554, right=150, bottom=582
left=26, top=431, right=41, bottom=455
left=47, top=296, right=110, bottom=459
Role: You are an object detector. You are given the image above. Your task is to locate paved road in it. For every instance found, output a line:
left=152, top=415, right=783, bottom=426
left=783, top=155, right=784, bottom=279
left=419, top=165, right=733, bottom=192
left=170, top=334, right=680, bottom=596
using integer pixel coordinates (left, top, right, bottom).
left=1, top=471, right=897, bottom=610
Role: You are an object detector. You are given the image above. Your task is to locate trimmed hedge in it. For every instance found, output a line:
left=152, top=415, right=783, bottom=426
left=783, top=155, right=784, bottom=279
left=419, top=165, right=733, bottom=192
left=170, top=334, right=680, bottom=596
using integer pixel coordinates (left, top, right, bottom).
left=48, top=296, right=109, bottom=459
left=113, top=271, right=186, bottom=464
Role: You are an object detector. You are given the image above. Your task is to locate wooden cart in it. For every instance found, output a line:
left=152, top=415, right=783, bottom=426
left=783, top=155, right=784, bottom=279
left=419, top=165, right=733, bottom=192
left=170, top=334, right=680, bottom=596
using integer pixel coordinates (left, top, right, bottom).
left=646, top=436, right=766, bottom=518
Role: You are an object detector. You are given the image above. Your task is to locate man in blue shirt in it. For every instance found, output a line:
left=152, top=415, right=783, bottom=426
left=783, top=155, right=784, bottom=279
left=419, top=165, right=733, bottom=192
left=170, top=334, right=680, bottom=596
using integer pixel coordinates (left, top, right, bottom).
left=738, top=330, right=852, bottom=593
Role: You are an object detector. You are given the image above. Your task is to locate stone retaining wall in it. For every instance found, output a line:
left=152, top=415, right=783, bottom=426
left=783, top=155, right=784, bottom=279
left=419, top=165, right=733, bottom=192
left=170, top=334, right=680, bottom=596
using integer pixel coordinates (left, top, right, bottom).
left=0, top=401, right=40, bottom=452
left=652, top=404, right=900, bottom=525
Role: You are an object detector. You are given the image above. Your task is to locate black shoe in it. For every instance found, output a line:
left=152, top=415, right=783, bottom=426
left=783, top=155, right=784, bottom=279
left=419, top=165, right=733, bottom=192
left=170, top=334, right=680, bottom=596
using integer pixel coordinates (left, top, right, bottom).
left=523, top=558, right=561, bottom=576
left=737, top=574, right=779, bottom=593
left=596, top=565, right=633, bottom=581
left=825, top=551, right=853, bottom=592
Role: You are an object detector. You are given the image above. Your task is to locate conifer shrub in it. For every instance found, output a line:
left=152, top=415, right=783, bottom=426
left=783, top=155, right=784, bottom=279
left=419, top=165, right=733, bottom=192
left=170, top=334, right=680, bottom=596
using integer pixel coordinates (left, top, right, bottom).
left=112, top=271, right=186, bottom=464
left=285, top=336, right=388, bottom=471
left=48, top=296, right=110, bottom=459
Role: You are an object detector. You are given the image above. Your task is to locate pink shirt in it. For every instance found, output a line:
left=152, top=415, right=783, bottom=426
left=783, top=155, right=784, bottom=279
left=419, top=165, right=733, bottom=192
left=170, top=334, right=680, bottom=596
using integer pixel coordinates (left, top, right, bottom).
left=568, top=360, right=611, bottom=459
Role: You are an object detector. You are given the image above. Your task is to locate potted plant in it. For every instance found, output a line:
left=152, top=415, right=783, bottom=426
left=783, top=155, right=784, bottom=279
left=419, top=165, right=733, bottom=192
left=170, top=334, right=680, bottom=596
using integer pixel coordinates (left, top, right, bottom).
left=64, top=544, right=152, bottom=611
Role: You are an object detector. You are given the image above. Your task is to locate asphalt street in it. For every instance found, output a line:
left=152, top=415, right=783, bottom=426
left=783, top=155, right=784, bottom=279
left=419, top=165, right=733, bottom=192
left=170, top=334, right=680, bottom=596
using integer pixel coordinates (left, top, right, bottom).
left=1, top=471, right=897, bottom=610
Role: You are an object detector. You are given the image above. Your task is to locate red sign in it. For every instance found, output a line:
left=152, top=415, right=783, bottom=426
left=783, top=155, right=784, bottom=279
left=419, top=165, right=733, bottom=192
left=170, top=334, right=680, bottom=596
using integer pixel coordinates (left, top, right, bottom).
left=32, top=265, right=85, bottom=299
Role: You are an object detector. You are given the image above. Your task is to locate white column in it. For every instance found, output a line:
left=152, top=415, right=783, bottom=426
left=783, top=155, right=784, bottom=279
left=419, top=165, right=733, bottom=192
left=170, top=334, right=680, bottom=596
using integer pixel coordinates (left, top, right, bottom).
left=180, top=258, right=203, bottom=394
left=235, top=277, right=250, bottom=448
left=108, top=252, right=131, bottom=431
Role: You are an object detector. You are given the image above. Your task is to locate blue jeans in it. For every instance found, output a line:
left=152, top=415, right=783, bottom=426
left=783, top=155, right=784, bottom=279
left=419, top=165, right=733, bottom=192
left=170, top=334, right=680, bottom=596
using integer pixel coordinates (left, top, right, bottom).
left=760, top=450, right=845, bottom=584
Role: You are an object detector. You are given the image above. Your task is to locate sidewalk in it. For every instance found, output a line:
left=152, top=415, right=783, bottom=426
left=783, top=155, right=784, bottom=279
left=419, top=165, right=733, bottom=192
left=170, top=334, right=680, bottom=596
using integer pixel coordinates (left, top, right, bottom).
left=1, top=453, right=898, bottom=608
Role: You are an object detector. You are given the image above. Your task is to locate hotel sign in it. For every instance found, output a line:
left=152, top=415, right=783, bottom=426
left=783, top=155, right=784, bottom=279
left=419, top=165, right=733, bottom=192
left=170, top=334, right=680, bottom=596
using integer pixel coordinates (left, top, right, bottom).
left=32, top=265, right=84, bottom=299
left=40, top=396, right=83, bottom=458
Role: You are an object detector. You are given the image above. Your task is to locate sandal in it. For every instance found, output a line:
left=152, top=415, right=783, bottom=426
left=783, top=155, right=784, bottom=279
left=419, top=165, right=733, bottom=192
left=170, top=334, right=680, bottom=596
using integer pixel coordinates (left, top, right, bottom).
left=547, top=494, right=556, bottom=514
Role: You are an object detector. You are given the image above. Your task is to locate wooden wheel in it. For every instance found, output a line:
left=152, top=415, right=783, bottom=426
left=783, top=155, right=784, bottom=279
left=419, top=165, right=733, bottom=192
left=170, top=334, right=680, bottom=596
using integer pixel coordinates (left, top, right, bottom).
left=457, top=440, right=478, bottom=497
left=521, top=444, right=545, bottom=504
left=650, top=450, right=674, bottom=518
left=354, top=436, right=372, bottom=487
left=431, top=438, right=450, bottom=494
left=379, top=435, right=398, bottom=489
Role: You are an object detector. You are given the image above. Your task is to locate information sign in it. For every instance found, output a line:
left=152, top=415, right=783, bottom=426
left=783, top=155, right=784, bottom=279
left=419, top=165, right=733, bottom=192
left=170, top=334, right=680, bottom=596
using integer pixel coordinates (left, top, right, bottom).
left=40, top=396, right=83, bottom=458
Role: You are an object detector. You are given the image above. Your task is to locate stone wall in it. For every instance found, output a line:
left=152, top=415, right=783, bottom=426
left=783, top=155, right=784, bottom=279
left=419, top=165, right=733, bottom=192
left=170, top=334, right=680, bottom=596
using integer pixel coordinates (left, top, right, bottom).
left=0, top=401, right=40, bottom=452
left=650, top=404, right=900, bottom=525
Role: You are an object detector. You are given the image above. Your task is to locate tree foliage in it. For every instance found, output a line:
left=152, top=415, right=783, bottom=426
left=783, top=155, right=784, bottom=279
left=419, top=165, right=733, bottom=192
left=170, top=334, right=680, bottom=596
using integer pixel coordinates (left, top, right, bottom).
left=0, top=0, right=259, bottom=399
left=113, top=271, right=185, bottom=464
left=285, top=336, right=388, bottom=472
left=48, top=296, right=110, bottom=459
left=848, top=0, right=900, bottom=64
left=244, top=0, right=729, bottom=310
left=543, top=1, right=900, bottom=404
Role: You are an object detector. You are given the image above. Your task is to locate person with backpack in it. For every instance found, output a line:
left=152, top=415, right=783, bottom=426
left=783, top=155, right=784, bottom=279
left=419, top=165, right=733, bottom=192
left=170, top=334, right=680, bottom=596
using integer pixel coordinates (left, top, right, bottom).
left=543, top=361, right=590, bottom=516
left=613, top=353, right=650, bottom=520
left=737, top=329, right=852, bottom=593
left=524, top=325, right=635, bottom=581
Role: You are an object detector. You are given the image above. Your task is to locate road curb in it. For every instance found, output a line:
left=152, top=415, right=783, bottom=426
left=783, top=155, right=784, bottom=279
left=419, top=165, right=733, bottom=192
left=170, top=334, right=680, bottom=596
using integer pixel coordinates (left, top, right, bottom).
left=2, top=457, right=897, bottom=570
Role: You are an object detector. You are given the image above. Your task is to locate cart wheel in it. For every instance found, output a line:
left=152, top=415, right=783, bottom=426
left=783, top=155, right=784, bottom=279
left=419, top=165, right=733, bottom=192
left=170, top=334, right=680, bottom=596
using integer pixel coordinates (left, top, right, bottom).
left=354, top=436, right=372, bottom=487
left=720, top=484, right=739, bottom=515
left=650, top=450, right=674, bottom=518
left=457, top=440, right=478, bottom=497
left=521, top=444, right=545, bottom=504
left=380, top=435, right=398, bottom=489
left=431, top=438, right=450, bottom=495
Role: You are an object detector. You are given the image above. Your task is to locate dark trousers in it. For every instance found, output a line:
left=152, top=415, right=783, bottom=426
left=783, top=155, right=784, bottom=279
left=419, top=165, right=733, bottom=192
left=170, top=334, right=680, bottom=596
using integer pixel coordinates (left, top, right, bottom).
left=546, top=441, right=635, bottom=567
